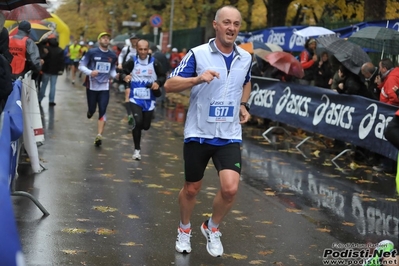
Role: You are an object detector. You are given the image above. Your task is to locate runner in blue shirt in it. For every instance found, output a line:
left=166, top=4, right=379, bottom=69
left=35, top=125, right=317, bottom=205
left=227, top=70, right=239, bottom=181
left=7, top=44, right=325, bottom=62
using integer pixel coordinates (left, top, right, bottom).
left=120, top=39, right=166, bottom=160
left=79, top=32, right=118, bottom=146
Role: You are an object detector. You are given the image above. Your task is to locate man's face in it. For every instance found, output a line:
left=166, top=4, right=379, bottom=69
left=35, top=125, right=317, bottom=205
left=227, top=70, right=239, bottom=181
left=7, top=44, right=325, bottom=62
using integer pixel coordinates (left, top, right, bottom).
left=130, top=38, right=139, bottom=48
left=308, top=42, right=316, bottom=50
left=362, top=69, right=371, bottom=79
left=213, top=7, right=241, bottom=48
left=98, top=35, right=110, bottom=48
left=136, top=40, right=149, bottom=60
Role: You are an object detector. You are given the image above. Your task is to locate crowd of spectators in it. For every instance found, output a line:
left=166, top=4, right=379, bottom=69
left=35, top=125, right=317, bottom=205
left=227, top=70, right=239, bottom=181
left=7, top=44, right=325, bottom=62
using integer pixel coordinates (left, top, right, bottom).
left=248, top=38, right=399, bottom=174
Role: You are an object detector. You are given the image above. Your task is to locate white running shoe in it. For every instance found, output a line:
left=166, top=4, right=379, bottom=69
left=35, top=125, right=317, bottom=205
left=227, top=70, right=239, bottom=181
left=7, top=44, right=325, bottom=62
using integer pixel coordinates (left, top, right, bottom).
left=132, top=149, right=141, bottom=160
left=175, top=228, right=192, bottom=253
left=200, top=221, right=223, bottom=257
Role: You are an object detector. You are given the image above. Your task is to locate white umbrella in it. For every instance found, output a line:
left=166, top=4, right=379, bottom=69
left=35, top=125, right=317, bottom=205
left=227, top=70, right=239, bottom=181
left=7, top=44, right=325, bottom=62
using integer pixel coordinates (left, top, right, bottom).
left=294, top=26, right=335, bottom=38
left=265, top=43, right=283, bottom=52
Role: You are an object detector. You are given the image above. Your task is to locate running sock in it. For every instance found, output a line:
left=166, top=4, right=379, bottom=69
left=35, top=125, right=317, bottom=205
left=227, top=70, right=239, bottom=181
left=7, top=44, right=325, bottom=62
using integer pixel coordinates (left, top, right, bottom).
left=179, top=221, right=191, bottom=230
left=208, top=217, right=219, bottom=230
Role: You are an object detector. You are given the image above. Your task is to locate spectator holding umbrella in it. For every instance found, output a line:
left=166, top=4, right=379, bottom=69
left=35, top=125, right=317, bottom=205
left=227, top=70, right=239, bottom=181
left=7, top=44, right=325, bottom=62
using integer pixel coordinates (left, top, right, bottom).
left=314, top=51, right=333, bottom=89
left=298, top=38, right=317, bottom=85
left=361, top=62, right=380, bottom=100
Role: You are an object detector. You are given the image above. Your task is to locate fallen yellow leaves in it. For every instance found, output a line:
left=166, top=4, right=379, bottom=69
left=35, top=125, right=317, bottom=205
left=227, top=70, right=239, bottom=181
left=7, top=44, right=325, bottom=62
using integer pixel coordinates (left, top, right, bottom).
left=342, top=221, right=355, bottom=226
left=101, top=173, right=115, bottom=178
left=62, top=250, right=79, bottom=255
left=130, top=179, right=144, bottom=183
left=385, top=198, right=397, bottom=202
left=146, top=184, right=163, bottom=188
left=361, top=198, right=377, bottom=202
left=259, top=249, right=274, bottom=256
left=160, top=173, right=174, bottom=178
left=95, top=228, right=116, bottom=235
left=127, top=214, right=140, bottom=219
left=356, top=179, right=376, bottom=184
left=202, top=213, right=212, bottom=217
left=120, top=242, right=143, bottom=246
left=285, top=208, right=301, bottom=213
left=255, top=235, right=266, bottom=238
left=313, top=150, right=320, bottom=157
left=92, top=206, right=118, bottom=213
left=231, top=210, right=243, bottom=214
left=158, top=190, right=173, bottom=195
left=235, top=216, right=248, bottom=221
left=264, top=191, right=276, bottom=196
left=62, top=228, right=88, bottom=234
left=226, top=253, right=248, bottom=260
left=258, top=220, right=273, bottom=224
left=316, top=227, right=331, bottom=233
left=249, top=260, right=266, bottom=265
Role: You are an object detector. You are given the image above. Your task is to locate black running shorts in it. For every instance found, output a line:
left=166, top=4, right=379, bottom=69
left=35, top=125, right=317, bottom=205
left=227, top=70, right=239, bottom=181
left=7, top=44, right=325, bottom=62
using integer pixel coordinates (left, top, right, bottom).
left=183, top=141, right=241, bottom=182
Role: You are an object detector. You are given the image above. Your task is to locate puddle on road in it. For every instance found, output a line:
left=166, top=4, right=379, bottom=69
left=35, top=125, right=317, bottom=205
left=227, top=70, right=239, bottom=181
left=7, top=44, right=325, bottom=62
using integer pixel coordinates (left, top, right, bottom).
left=241, top=125, right=399, bottom=246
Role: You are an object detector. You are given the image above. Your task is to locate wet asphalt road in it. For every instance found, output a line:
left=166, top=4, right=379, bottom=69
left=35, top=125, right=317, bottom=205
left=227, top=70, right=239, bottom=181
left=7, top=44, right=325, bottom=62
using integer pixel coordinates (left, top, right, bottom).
left=13, top=73, right=399, bottom=266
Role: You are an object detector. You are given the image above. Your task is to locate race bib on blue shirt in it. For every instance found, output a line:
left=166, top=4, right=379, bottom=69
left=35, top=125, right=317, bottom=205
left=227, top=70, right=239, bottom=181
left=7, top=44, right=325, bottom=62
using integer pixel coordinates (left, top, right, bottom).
left=133, top=87, right=151, bottom=99
left=207, top=99, right=235, bottom=122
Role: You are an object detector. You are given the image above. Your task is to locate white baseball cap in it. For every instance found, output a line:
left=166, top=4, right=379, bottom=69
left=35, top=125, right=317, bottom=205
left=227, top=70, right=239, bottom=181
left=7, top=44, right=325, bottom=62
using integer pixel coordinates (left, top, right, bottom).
left=79, top=41, right=85, bottom=45
left=172, top=48, right=178, bottom=52
left=88, top=41, right=94, bottom=46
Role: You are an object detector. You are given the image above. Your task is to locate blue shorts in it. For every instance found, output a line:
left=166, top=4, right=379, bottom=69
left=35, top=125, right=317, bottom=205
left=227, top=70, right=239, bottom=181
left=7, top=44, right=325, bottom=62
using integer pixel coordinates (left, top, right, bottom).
left=86, top=89, right=109, bottom=120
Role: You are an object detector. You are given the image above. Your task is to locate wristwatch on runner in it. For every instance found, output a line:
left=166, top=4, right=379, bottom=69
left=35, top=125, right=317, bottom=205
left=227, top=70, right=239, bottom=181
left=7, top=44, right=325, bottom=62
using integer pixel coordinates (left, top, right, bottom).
left=240, top=102, right=250, bottom=112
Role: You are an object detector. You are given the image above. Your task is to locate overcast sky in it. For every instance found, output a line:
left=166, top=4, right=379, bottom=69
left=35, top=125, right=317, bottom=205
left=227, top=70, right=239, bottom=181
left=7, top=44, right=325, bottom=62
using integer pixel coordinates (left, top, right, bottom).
left=46, top=0, right=63, bottom=12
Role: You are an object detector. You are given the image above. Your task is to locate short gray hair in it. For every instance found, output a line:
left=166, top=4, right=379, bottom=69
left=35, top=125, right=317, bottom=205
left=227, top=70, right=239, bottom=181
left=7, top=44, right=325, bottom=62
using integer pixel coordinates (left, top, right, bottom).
left=214, top=5, right=241, bottom=22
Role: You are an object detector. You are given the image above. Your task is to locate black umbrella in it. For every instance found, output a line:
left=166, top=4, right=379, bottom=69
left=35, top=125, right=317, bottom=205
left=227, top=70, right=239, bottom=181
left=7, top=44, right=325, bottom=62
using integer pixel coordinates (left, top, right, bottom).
left=0, top=0, right=47, bottom=11
left=317, top=35, right=371, bottom=75
left=348, top=26, right=399, bottom=57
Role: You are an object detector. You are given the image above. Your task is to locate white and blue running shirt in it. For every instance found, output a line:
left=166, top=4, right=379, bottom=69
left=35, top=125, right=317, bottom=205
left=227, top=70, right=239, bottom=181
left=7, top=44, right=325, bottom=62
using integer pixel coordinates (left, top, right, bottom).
left=169, top=40, right=251, bottom=146
left=129, top=55, right=159, bottom=111
left=79, top=47, right=118, bottom=91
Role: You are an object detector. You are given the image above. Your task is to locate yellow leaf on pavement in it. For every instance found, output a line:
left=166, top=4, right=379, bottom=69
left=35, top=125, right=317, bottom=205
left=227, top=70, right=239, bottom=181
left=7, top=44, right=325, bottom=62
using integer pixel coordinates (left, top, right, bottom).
left=92, top=206, right=118, bottom=212
left=120, top=242, right=143, bottom=246
left=230, top=253, right=248, bottom=259
left=62, top=250, right=79, bottom=255
left=62, top=228, right=88, bottom=234
left=249, top=260, right=266, bottom=265
left=342, top=221, right=355, bottom=226
left=95, top=228, right=116, bottom=235
left=385, top=198, right=397, bottom=202
left=259, top=249, right=274, bottom=256
left=316, top=227, right=331, bottom=233
left=147, top=184, right=163, bottom=188
left=127, top=214, right=140, bottom=219
left=285, top=208, right=301, bottom=213
left=264, top=191, right=276, bottom=196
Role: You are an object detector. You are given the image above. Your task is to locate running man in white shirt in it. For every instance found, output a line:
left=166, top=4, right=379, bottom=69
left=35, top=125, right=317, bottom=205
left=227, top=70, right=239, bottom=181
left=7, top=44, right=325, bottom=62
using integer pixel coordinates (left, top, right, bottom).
left=164, top=5, right=252, bottom=258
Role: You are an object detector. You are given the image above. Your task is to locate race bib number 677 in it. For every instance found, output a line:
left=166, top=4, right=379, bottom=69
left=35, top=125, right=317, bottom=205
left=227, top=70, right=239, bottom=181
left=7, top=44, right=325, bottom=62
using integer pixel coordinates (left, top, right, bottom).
left=207, top=100, right=235, bottom=122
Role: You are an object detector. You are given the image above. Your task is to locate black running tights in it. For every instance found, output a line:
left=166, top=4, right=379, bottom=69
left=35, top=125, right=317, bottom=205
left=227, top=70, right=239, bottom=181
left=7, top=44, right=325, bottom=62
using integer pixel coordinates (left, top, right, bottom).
left=129, top=103, right=153, bottom=150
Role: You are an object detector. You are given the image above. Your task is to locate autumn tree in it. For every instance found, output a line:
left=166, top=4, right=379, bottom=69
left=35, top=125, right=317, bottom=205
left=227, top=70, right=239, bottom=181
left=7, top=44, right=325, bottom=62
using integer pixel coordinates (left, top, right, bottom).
left=364, top=0, right=387, bottom=21
left=264, top=0, right=293, bottom=27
